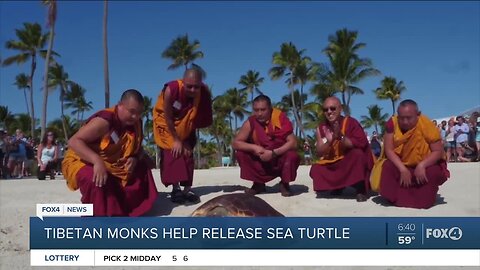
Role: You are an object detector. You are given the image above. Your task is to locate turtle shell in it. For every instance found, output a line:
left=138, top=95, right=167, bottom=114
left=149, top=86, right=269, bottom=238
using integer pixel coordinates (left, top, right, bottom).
left=190, top=193, right=284, bottom=217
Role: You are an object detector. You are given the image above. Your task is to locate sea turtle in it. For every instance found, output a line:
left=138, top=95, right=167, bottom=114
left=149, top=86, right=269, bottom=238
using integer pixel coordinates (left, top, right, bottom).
left=190, top=193, right=284, bottom=217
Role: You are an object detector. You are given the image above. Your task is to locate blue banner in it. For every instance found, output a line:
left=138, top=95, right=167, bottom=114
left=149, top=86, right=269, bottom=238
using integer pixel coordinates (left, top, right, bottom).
left=30, top=217, right=480, bottom=249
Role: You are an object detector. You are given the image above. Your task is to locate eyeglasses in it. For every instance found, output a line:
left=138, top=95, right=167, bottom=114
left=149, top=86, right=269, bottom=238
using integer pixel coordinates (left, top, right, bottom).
left=47, top=134, right=54, bottom=137
left=323, top=106, right=337, bottom=112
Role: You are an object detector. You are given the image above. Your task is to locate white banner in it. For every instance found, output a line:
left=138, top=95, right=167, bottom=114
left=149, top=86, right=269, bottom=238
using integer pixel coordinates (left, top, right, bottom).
left=31, top=249, right=480, bottom=266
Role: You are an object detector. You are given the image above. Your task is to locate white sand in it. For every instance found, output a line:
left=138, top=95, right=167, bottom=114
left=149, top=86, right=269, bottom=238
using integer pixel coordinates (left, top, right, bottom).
left=0, top=162, right=479, bottom=269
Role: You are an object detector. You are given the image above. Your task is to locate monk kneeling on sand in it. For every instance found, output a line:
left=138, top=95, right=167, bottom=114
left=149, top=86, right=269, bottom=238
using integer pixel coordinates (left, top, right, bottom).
left=232, top=95, right=300, bottom=197
left=309, top=96, right=373, bottom=202
left=379, top=99, right=449, bottom=209
left=62, top=89, right=158, bottom=216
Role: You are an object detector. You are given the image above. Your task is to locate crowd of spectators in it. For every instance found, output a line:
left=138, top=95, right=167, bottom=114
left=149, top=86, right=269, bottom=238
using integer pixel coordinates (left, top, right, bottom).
left=0, top=128, right=64, bottom=180
left=437, top=112, right=480, bottom=162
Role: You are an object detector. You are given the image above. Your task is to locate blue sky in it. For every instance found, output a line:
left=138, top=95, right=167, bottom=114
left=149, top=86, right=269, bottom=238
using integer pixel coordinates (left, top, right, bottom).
left=1, top=1, right=479, bottom=130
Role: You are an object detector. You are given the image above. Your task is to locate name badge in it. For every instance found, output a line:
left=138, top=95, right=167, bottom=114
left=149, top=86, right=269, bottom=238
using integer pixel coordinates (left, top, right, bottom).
left=173, top=101, right=182, bottom=110
left=110, top=131, right=119, bottom=144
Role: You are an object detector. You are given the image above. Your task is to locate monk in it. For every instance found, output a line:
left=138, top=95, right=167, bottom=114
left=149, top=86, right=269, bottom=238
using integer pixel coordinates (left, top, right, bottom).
left=232, top=95, right=300, bottom=197
left=309, top=96, right=373, bottom=202
left=62, top=89, right=158, bottom=216
left=153, top=68, right=212, bottom=204
left=379, top=99, right=449, bottom=209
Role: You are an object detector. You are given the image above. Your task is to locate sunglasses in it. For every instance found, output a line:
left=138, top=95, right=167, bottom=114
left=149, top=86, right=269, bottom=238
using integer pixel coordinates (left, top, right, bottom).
left=323, top=106, right=337, bottom=112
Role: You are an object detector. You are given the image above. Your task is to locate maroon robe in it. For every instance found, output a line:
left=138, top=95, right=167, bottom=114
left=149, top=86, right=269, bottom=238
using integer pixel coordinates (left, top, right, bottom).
left=72, top=110, right=158, bottom=217
left=379, top=118, right=449, bottom=209
left=310, top=116, right=374, bottom=192
left=236, top=110, right=300, bottom=184
left=157, top=80, right=212, bottom=187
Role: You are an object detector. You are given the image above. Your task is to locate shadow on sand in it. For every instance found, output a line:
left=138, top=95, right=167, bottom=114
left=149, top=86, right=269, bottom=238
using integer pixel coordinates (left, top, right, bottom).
left=268, top=183, right=309, bottom=196
left=145, top=185, right=246, bottom=216
left=371, top=193, right=446, bottom=207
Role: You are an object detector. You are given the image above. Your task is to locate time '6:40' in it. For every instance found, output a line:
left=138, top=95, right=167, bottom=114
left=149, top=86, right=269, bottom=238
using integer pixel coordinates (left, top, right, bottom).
left=397, top=223, right=416, bottom=231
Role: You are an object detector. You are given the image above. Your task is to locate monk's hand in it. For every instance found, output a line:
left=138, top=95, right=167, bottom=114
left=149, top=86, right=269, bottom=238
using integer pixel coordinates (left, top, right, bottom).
left=259, top=150, right=273, bottom=162
left=323, top=127, right=334, bottom=143
left=183, top=144, right=193, bottom=157
left=125, top=157, right=137, bottom=173
left=399, top=166, right=412, bottom=187
left=414, top=163, right=428, bottom=185
left=253, top=145, right=265, bottom=157
left=93, top=160, right=108, bottom=188
left=172, top=139, right=183, bottom=158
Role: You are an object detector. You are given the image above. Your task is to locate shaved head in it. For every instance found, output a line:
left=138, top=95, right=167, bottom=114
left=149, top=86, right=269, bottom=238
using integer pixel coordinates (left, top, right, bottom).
left=322, top=96, right=342, bottom=123
left=324, top=96, right=341, bottom=107
left=120, top=89, right=144, bottom=104
left=184, top=68, right=203, bottom=81
left=183, top=68, right=204, bottom=98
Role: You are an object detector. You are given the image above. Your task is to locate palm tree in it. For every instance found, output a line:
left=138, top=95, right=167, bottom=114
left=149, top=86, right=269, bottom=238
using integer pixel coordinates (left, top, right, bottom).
left=291, top=58, right=319, bottom=114
left=65, top=83, right=93, bottom=122
left=161, top=34, right=204, bottom=70
left=374, top=76, right=406, bottom=115
left=202, top=112, right=231, bottom=166
left=47, top=115, right=78, bottom=143
left=11, top=113, right=33, bottom=136
left=0, top=106, right=15, bottom=131
left=276, top=90, right=307, bottom=136
left=41, top=0, right=58, bottom=140
left=224, top=88, right=249, bottom=131
left=322, top=28, right=380, bottom=115
left=103, top=0, right=110, bottom=108
left=142, top=96, right=153, bottom=143
left=48, top=63, right=72, bottom=140
left=360, top=105, right=389, bottom=135
left=3, top=22, right=50, bottom=138
left=302, top=102, right=324, bottom=130
left=269, top=42, right=308, bottom=138
left=238, top=70, right=264, bottom=104
left=14, top=73, right=31, bottom=116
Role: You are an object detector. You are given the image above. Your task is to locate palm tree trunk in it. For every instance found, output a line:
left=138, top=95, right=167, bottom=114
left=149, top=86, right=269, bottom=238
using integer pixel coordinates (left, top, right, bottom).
left=289, top=76, right=304, bottom=139
left=23, top=89, right=30, bottom=117
left=41, top=23, right=55, bottom=139
left=250, top=88, right=254, bottom=107
left=391, top=99, right=395, bottom=115
left=60, top=85, right=68, bottom=141
left=103, top=0, right=110, bottom=108
left=341, top=89, right=350, bottom=116
left=346, top=90, right=352, bottom=116
left=215, top=137, right=222, bottom=166
left=29, top=56, right=36, bottom=139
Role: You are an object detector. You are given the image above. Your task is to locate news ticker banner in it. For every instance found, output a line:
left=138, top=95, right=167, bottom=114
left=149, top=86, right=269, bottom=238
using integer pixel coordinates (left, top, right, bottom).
left=30, top=217, right=479, bottom=249
left=30, top=249, right=480, bottom=266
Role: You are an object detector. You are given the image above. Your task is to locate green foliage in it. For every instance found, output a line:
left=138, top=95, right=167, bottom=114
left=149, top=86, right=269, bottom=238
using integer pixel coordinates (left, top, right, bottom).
left=161, top=34, right=204, bottom=70
left=374, top=76, right=406, bottom=114
left=360, top=105, right=389, bottom=135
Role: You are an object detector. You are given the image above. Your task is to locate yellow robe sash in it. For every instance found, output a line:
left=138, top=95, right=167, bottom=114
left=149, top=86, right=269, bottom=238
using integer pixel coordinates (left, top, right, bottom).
left=153, top=80, right=201, bottom=149
left=315, top=116, right=349, bottom=165
left=392, top=114, right=441, bottom=167
left=62, top=107, right=142, bottom=190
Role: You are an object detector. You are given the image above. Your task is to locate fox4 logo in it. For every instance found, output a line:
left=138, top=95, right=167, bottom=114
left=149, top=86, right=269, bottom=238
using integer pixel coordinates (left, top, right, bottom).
left=425, top=227, right=463, bottom=240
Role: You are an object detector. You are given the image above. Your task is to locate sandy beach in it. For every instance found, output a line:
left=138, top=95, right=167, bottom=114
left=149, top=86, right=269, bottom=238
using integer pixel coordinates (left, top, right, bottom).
left=0, top=162, right=479, bottom=269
